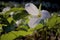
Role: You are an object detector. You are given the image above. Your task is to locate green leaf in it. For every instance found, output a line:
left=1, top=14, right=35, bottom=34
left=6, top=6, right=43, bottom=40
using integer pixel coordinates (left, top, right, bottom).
left=0, top=24, right=2, bottom=27
left=0, top=24, right=3, bottom=32
left=1, top=30, right=33, bottom=40
left=1, top=32, right=17, bottom=40
left=3, top=8, right=25, bottom=18
left=35, top=24, right=43, bottom=30
left=46, top=14, right=57, bottom=28
left=56, top=17, right=60, bottom=24
left=7, top=17, right=13, bottom=24
left=13, top=11, right=28, bottom=20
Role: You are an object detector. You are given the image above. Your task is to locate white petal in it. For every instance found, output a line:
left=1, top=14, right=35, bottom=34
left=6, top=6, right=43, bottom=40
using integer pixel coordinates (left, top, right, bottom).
left=10, top=12, right=14, bottom=17
left=40, top=10, right=50, bottom=19
left=25, top=3, right=39, bottom=16
left=28, top=10, right=50, bottom=28
left=16, top=19, right=22, bottom=26
left=28, top=17, right=41, bottom=28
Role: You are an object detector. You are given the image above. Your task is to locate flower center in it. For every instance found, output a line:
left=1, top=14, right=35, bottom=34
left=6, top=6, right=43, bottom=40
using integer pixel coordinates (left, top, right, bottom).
left=37, top=13, right=41, bottom=17
left=29, top=13, right=41, bottom=18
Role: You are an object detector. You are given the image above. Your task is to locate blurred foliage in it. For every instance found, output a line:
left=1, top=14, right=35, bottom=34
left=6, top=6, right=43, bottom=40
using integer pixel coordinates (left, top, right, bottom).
left=0, top=2, right=60, bottom=40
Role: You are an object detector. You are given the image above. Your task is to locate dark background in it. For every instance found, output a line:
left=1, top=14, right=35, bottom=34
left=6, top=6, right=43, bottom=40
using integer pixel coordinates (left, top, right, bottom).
left=0, top=0, right=60, bottom=12
left=0, top=0, right=60, bottom=3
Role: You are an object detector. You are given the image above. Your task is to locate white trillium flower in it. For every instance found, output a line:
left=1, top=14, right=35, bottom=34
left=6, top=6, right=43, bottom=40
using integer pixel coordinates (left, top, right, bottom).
left=10, top=12, right=14, bottom=17
left=16, top=19, right=22, bottom=26
left=2, top=7, right=14, bottom=17
left=2, top=7, right=11, bottom=13
left=25, top=3, right=50, bottom=28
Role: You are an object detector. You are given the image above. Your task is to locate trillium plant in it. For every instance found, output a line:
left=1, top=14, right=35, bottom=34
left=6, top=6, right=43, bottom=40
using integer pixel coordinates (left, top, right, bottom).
left=25, top=3, right=50, bottom=28
left=2, top=7, right=11, bottom=13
